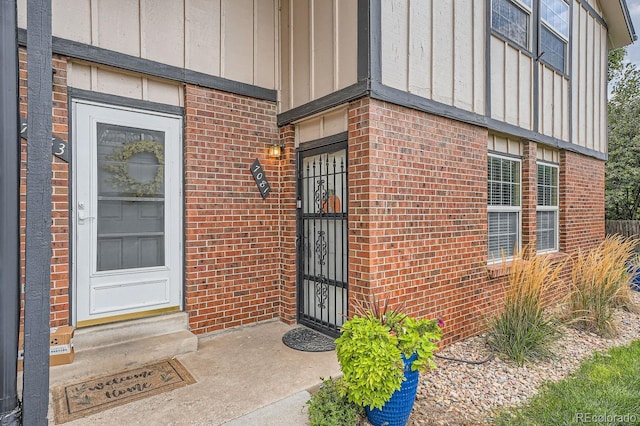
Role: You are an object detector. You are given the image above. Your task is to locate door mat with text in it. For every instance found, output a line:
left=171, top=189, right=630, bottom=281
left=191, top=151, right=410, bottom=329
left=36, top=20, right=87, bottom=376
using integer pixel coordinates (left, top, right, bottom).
left=52, top=358, right=196, bottom=424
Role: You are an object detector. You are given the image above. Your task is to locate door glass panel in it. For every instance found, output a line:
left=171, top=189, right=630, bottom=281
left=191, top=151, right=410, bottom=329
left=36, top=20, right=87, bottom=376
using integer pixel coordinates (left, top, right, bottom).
left=96, top=123, right=165, bottom=271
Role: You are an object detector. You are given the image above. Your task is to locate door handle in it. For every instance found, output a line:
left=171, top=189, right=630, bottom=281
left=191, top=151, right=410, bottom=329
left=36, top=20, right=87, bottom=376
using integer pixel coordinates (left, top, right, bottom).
left=77, top=202, right=95, bottom=222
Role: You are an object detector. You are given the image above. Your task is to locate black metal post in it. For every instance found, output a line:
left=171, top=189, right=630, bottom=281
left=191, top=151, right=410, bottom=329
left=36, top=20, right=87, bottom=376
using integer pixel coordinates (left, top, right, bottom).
left=0, top=0, right=22, bottom=424
left=22, top=0, right=52, bottom=424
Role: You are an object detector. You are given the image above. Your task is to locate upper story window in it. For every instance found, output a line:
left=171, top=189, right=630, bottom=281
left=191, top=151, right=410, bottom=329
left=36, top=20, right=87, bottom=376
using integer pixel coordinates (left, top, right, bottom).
left=491, top=0, right=570, bottom=73
left=492, top=0, right=532, bottom=49
left=540, top=0, right=569, bottom=73
left=488, top=154, right=522, bottom=262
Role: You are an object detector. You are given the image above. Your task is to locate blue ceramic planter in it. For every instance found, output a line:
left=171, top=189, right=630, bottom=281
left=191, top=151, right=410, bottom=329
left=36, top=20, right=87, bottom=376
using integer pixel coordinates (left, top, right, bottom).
left=628, top=265, right=640, bottom=292
left=365, top=353, right=420, bottom=426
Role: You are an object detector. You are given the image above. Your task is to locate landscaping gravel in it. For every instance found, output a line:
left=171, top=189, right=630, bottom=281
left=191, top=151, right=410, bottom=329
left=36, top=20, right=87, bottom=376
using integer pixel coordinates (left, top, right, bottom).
left=408, top=292, right=640, bottom=425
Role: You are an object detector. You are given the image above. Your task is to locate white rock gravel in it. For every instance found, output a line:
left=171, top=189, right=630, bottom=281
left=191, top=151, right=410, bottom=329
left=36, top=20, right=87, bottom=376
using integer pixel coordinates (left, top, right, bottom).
left=408, top=292, right=640, bottom=425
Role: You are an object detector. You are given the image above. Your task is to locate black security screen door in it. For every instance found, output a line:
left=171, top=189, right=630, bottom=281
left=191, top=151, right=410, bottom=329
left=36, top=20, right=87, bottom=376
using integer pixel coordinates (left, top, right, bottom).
left=297, top=141, right=348, bottom=337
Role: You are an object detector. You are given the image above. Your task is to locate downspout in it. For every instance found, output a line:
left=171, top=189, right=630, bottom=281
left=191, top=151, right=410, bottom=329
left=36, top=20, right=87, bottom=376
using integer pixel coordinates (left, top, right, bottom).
left=0, top=0, right=23, bottom=423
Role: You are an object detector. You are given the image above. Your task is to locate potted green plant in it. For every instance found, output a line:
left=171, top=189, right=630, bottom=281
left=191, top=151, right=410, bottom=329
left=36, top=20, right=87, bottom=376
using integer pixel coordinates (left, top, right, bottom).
left=335, top=300, right=442, bottom=426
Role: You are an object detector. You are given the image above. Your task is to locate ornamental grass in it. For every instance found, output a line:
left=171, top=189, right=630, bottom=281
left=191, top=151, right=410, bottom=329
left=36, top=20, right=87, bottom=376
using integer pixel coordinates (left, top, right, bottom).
left=564, top=235, right=640, bottom=337
left=486, top=246, right=565, bottom=366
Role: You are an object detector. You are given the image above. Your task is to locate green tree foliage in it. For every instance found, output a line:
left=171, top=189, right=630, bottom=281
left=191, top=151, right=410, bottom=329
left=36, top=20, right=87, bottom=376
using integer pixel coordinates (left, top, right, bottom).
left=606, top=48, right=640, bottom=220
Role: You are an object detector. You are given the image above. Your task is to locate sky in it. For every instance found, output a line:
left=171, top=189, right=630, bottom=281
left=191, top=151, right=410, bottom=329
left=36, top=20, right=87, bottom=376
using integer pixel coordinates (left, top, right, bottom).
left=626, top=0, right=640, bottom=66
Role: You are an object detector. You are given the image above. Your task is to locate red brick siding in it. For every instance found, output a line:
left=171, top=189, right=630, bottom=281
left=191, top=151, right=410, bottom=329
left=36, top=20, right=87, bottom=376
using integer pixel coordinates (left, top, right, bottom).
left=521, top=141, right=538, bottom=248
left=278, top=124, right=298, bottom=324
left=347, top=98, right=497, bottom=345
left=346, top=100, right=606, bottom=346
left=18, top=48, right=70, bottom=327
left=14, top=48, right=606, bottom=343
left=560, top=150, right=605, bottom=252
left=183, top=85, right=283, bottom=334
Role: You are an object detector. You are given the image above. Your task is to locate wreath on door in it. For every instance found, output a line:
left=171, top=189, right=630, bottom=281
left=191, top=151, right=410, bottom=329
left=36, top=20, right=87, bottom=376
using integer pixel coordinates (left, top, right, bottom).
left=103, top=140, right=164, bottom=197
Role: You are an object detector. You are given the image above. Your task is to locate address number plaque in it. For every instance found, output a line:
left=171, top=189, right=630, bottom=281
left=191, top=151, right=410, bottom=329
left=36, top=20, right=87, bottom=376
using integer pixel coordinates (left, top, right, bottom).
left=250, top=158, right=271, bottom=199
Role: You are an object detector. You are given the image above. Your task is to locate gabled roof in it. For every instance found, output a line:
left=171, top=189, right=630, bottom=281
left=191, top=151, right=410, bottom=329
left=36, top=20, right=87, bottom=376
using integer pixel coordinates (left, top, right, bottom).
left=600, top=0, right=637, bottom=48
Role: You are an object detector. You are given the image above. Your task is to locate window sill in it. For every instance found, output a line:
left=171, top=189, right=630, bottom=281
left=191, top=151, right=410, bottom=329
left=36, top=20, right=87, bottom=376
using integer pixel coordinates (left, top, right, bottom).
left=487, top=251, right=569, bottom=279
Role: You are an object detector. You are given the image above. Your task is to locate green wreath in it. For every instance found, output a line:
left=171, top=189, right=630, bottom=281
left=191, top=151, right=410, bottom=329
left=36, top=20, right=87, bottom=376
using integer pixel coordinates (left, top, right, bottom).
left=103, top=140, right=164, bottom=197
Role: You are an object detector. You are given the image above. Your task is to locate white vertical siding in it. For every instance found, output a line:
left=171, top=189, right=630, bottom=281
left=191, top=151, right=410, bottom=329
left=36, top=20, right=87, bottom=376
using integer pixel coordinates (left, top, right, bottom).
left=96, top=0, right=141, bottom=57
left=67, top=61, right=184, bottom=107
left=408, top=1, right=431, bottom=97
left=140, top=0, right=184, bottom=68
left=538, top=65, right=569, bottom=141
left=280, top=0, right=358, bottom=111
left=571, top=0, right=608, bottom=154
left=295, top=105, right=349, bottom=146
left=490, top=38, right=534, bottom=130
left=381, top=0, right=409, bottom=91
left=431, top=0, right=454, bottom=105
left=52, top=0, right=91, bottom=44
left=453, top=0, right=474, bottom=111
left=488, top=134, right=523, bottom=156
left=19, top=0, right=278, bottom=90
left=185, top=0, right=221, bottom=75
left=380, top=0, right=485, bottom=115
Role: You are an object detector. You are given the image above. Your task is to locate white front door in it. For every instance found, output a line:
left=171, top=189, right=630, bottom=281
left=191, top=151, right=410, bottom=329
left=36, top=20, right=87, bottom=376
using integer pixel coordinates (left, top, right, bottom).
left=73, top=100, right=182, bottom=326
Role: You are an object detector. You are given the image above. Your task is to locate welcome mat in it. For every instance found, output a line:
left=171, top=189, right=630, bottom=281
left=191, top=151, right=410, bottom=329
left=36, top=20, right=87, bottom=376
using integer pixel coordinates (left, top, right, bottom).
left=282, top=327, right=336, bottom=352
left=52, top=358, right=196, bottom=424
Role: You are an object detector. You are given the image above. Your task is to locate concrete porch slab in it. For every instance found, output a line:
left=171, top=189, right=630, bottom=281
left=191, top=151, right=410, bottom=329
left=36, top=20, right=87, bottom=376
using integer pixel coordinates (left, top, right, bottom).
left=48, top=321, right=341, bottom=425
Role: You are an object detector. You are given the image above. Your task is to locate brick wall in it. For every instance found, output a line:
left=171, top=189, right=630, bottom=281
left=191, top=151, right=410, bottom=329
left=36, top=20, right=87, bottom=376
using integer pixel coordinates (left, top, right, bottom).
left=347, top=98, right=498, bottom=345
left=278, top=124, right=298, bottom=324
left=346, top=99, right=607, bottom=346
left=560, top=150, right=605, bottom=253
left=183, top=85, right=284, bottom=334
left=19, top=48, right=70, bottom=327
left=14, top=50, right=606, bottom=342
left=521, top=141, right=538, bottom=248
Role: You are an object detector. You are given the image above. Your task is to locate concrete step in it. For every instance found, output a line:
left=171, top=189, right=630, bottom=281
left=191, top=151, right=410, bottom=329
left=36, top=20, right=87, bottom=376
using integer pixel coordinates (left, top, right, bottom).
left=72, top=312, right=192, bottom=351
left=49, top=313, right=198, bottom=386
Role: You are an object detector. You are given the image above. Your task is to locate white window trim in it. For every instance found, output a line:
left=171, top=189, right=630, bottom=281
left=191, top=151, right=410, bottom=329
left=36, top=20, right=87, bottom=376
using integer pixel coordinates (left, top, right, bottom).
left=536, top=162, right=559, bottom=254
left=488, top=154, right=522, bottom=264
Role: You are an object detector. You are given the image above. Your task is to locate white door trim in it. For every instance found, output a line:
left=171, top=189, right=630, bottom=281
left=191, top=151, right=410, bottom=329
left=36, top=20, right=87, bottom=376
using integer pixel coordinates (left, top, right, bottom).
left=71, top=99, right=183, bottom=326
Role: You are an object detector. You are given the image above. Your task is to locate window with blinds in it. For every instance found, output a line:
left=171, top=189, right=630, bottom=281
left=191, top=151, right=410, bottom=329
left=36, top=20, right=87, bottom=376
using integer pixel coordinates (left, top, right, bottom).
left=488, top=155, right=521, bottom=262
left=537, top=163, right=559, bottom=252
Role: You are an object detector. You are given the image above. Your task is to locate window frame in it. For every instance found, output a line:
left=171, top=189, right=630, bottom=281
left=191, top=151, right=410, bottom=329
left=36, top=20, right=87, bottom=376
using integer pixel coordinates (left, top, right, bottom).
left=538, top=0, right=570, bottom=74
left=491, top=0, right=533, bottom=52
left=488, top=153, right=523, bottom=264
left=490, top=0, right=571, bottom=75
left=536, top=161, right=559, bottom=254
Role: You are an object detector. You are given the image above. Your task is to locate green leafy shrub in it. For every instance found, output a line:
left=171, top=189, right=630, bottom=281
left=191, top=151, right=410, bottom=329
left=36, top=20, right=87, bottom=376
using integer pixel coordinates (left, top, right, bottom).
left=306, top=377, right=361, bottom=426
left=335, top=299, right=441, bottom=410
left=565, top=235, right=639, bottom=336
left=486, top=246, right=564, bottom=365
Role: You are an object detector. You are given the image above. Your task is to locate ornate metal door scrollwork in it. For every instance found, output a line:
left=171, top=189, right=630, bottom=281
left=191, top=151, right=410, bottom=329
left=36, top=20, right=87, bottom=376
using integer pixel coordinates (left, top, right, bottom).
left=297, top=143, right=348, bottom=336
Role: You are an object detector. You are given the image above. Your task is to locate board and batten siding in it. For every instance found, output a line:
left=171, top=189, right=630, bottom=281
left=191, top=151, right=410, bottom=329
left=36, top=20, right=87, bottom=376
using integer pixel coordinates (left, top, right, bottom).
left=280, top=0, right=358, bottom=112
left=67, top=61, right=184, bottom=107
left=17, top=0, right=278, bottom=90
left=380, top=0, right=486, bottom=115
left=538, top=66, right=569, bottom=141
left=490, top=37, right=534, bottom=131
left=571, top=1, right=608, bottom=154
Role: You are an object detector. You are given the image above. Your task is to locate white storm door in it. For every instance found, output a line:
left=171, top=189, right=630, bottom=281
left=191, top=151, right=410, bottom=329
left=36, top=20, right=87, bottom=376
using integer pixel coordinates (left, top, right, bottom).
left=73, top=101, right=182, bottom=326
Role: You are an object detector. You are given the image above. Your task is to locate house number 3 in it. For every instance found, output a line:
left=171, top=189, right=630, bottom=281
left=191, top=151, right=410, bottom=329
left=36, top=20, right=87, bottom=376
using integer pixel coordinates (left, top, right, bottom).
left=250, top=158, right=271, bottom=199
left=20, top=117, right=69, bottom=163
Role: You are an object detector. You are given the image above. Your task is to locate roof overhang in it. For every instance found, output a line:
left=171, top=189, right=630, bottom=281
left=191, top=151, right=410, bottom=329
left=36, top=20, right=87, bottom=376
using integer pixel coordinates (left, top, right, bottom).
left=600, top=0, right=637, bottom=49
